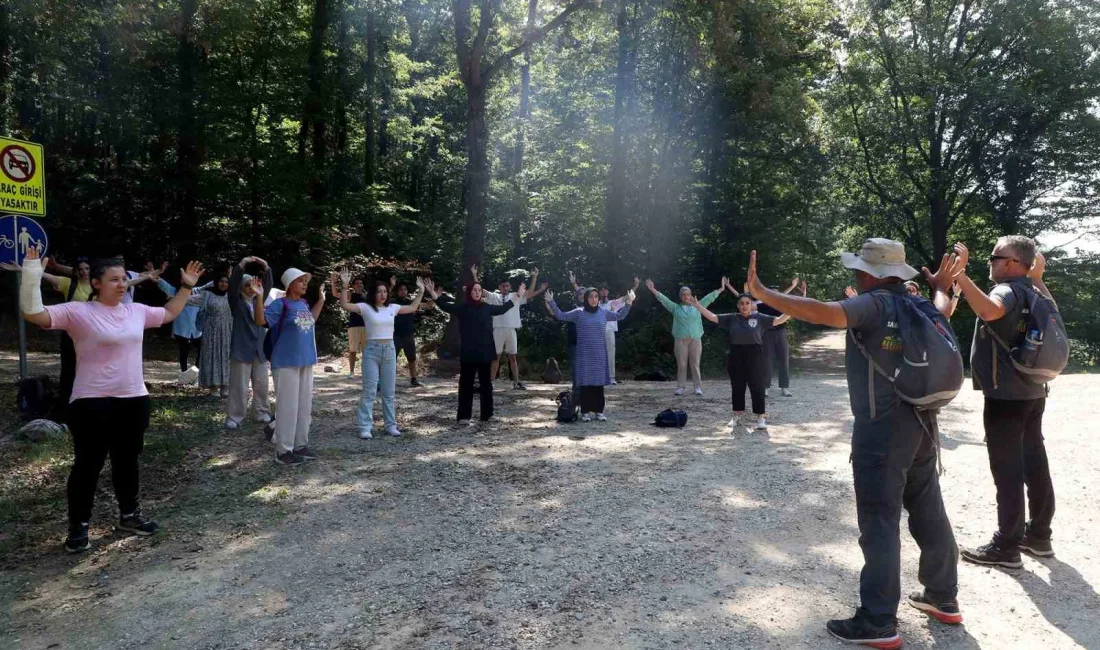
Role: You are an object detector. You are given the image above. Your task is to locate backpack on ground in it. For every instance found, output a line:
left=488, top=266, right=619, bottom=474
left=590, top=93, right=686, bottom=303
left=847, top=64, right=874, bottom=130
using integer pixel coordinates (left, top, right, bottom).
left=17, top=376, right=55, bottom=422
left=555, top=390, right=579, bottom=423
left=262, top=298, right=289, bottom=359
left=543, top=358, right=563, bottom=384
left=849, top=291, right=964, bottom=417
left=982, top=285, right=1069, bottom=385
left=653, top=408, right=688, bottom=428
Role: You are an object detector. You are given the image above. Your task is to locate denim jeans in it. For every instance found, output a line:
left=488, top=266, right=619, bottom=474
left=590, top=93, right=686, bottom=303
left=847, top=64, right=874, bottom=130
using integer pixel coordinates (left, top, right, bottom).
left=357, top=341, right=397, bottom=434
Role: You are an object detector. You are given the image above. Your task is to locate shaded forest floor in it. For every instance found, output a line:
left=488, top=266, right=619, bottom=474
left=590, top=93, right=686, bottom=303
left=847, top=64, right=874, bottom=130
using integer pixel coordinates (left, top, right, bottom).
left=1, top=332, right=1099, bottom=649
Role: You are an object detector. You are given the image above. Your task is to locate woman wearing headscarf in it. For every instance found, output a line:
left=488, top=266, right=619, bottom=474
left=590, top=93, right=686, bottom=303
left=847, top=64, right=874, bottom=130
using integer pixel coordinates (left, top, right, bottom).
left=545, top=286, right=633, bottom=421
left=226, top=256, right=274, bottom=429
left=197, top=270, right=234, bottom=396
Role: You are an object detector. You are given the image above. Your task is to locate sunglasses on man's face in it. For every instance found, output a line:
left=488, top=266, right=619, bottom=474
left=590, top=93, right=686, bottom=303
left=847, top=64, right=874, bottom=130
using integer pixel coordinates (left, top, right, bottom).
left=988, top=254, right=1019, bottom=264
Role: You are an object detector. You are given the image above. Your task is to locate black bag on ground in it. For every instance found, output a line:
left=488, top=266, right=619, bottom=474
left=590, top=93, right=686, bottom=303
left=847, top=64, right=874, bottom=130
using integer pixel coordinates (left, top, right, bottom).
left=653, top=409, right=688, bottom=428
left=543, top=358, right=563, bottom=384
left=556, top=390, right=579, bottom=423
left=17, top=376, right=55, bottom=422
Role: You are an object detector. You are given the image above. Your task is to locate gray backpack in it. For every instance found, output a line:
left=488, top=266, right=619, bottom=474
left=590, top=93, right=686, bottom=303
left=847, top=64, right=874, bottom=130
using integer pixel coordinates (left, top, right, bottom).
left=849, top=291, right=964, bottom=418
left=982, top=285, right=1069, bottom=385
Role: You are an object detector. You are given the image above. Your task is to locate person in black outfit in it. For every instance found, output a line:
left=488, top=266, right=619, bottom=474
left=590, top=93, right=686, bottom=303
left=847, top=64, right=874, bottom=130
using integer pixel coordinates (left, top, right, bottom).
left=390, top=278, right=426, bottom=387
left=950, top=237, right=1059, bottom=566
left=757, top=278, right=805, bottom=397
left=346, top=277, right=367, bottom=375
left=427, top=279, right=524, bottom=424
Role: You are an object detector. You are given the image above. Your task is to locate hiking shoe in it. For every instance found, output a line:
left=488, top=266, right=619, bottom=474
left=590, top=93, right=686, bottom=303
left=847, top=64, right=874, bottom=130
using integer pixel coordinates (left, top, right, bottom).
left=675, top=388, right=684, bottom=396
left=596, top=413, right=607, bottom=422
left=908, top=591, right=963, bottom=625
left=961, top=541, right=1023, bottom=569
left=118, top=510, right=158, bottom=536
left=1019, top=530, right=1055, bottom=557
left=225, top=419, right=239, bottom=430
left=457, top=419, right=472, bottom=427
left=385, top=425, right=402, bottom=437
left=358, top=429, right=374, bottom=440
left=410, top=378, right=423, bottom=388
left=826, top=614, right=901, bottom=649
left=293, top=446, right=318, bottom=460
left=781, top=388, right=793, bottom=397
left=514, top=382, right=527, bottom=390
left=694, top=388, right=703, bottom=396
left=755, top=417, right=768, bottom=431
left=275, top=451, right=306, bottom=466
left=581, top=414, right=592, bottom=422
left=64, top=523, right=90, bottom=554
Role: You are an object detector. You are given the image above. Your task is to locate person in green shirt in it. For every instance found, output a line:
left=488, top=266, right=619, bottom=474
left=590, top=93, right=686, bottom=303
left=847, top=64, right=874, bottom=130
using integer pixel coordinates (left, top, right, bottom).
left=644, top=277, right=728, bottom=395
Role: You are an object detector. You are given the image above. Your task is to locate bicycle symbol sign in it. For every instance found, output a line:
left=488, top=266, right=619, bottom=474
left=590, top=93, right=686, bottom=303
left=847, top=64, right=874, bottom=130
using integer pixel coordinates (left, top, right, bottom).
left=0, top=214, right=48, bottom=266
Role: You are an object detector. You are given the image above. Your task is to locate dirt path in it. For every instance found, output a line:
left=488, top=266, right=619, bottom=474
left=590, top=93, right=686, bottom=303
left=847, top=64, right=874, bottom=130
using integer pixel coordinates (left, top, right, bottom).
left=2, top=331, right=1099, bottom=649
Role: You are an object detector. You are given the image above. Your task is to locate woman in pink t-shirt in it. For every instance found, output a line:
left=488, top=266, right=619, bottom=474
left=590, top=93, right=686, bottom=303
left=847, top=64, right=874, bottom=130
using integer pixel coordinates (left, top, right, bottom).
left=19, top=248, right=203, bottom=554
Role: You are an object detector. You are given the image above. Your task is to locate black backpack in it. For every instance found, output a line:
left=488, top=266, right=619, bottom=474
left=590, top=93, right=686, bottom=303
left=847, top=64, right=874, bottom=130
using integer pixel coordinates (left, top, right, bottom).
left=556, top=390, right=579, bottom=423
left=982, top=285, right=1070, bottom=385
left=543, top=358, right=563, bottom=384
left=17, top=376, right=55, bottom=422
left=654, top=409, right=688, bottom=428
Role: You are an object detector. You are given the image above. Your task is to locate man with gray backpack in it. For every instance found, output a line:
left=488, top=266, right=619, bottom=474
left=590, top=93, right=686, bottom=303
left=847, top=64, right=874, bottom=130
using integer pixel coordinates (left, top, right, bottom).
left=948, top=237, right=1068, bottom=568
left=746, top=239, right=964, bottom=649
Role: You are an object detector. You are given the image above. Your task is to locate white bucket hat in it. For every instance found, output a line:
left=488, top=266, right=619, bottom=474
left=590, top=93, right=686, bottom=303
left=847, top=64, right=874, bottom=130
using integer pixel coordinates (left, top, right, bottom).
left=840, top=238, right=919, bottom=280
left=281, top=267, right=311, bottom=290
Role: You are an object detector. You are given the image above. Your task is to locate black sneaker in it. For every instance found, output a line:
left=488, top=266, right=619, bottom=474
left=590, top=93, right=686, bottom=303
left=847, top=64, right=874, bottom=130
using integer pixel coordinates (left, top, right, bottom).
left=275, top=451, right=306, bottom=466
left=293, top=446, right=318, bottom=460
left=410, top=378, right=423, bottom=388
left=514, top=382, right=527, bottom=390
left=826, top=614, right=901, bottom=649
left=64, top=522, right=90, bottom=554
left=118, top=510, right=158, bottom=536
left=908, top=591, right=963, bottom=624
left=961, top=541, right=1023, bottom=569
left=1019, top=530, right=1055, bottom=557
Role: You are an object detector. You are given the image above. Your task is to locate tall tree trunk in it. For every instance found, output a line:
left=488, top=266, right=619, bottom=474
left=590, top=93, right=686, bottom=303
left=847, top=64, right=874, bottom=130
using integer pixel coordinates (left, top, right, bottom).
left=333, top=0, right=351, bottom=194
left=0, top=4, right=12, bottom=134
left=177, top=0, right=201, bottom=259
left=364, top=1, right=377, bottom=186
left=301, top=0, right=329, bottom=181
left=508, top=0, right=538, bottom=256
left=460, top=82, right=490, bottom=278
left=604, top=0, right=633, bottom=284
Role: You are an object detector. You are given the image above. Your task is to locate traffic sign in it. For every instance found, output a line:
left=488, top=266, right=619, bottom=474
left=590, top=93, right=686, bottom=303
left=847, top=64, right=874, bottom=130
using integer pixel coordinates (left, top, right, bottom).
left=0, top=137, right=46, bottom=216
left=0, top=214, right=48, bottom=266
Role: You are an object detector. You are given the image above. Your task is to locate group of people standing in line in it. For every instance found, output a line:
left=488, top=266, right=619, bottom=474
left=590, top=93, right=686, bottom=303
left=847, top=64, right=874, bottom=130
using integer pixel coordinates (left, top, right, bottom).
left=14, top=234, right=1062, bottom=650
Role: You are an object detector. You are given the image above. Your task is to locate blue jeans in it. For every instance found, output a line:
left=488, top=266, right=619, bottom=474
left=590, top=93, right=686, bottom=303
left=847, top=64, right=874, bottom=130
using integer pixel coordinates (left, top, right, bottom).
left=357, top=341, right=397, bottom=434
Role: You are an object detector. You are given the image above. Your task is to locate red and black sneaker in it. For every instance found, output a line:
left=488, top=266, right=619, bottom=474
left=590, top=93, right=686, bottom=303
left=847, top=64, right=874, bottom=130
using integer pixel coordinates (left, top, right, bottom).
left=908, top=591, right=963, bottom=625
left=826, top=613, right=901, bottom=649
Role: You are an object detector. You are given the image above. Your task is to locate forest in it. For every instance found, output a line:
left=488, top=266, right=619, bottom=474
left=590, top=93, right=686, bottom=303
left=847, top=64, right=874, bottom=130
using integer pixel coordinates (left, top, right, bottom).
left=2, top=0, right=1099, bottom=372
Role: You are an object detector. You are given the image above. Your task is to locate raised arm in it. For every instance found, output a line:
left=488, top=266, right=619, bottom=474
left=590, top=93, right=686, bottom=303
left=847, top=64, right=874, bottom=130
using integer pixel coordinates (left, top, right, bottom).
left=647, top=280, right=676, bottom=313
left=397, top=277, right=427, bottom=314
left=1028, top=252, right=1056, bottom=306
left=747, top=251, right=848, bottom=328
left=311, top=278, right=326, bottom=320
left=18, top=250, right=53, bottom=328
left=774, top=314, right=792, bottom=326
left=685, top=295, right=719, bottom=324
left=783, top=277, right=800, bottom=294
left=162, top=262, right=205, bottom=323
left=946, top=243, right=1008, bottom=321
left=544, top=290, right=579, bottom=322
left=525, top=268, right=548, bottom=300
left=334, top=269, right=358, bottom=313
left=722, top=276, right=741, bottom=297
left=253, top=290, right=267, bottom=325
left=920, top=251, right=963, bottom=318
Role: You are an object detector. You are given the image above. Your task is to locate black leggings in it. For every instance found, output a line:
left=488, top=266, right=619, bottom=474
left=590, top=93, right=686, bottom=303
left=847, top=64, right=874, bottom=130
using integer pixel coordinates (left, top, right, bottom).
left=728, top=345, right=767, bottom=414
left=67, top=397, right=151, bottom=526
left=458, top=362, right=494, bottom=421
left=176, top=335, right=202, bottom=372
left=578, top=386, right=605, bottom=414
left=58, top=333, right=77, bottom=422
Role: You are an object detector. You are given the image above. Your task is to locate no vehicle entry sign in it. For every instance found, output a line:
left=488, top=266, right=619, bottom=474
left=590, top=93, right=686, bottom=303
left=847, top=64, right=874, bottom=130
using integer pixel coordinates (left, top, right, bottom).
left=0, top=137, right=46, bottom=216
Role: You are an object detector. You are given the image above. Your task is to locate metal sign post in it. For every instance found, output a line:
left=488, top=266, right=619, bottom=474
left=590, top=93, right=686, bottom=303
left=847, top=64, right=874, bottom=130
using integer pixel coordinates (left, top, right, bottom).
left=2, top=214, right=49, bottom=381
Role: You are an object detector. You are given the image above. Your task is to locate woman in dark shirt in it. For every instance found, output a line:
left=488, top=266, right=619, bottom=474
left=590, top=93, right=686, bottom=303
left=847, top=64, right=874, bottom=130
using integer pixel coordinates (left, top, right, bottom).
left=692, top=294, right=789, bottom=432
left=427, top=280, right=525, bottom=424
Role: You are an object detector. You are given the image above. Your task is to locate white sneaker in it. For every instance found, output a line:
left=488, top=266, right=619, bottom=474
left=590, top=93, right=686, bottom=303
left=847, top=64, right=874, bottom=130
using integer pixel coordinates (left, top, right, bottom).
left=675, top=388, right=684, bottom=396
left=225, top=419, right=239, bottom=430
left=781, top=388, right=793, bottom=397
left=756, top=417, right=768, bottom=431
left=610, top=379, right=617, bottom=385
left=385, top=425, right=401, bottom=437
left=765, top=388, right=772, bottom=397
left=359, top=430, right=374, bottom=439
left=581, top=414, right=592, bottom=422
left=596, top=413, right=607, bottom=422
left=726, top=417, right=740, bottom=429
left=694, top=388, right=703, bottom=396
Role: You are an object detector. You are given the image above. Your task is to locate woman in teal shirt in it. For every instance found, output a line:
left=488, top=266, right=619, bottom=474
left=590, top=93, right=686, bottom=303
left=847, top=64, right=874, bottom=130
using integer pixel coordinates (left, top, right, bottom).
left=644, top=277, right=728, bottom=395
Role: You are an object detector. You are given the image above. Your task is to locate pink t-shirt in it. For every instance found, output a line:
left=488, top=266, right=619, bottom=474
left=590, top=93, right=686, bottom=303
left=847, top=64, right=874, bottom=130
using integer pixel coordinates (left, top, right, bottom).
left=46, top=302, right=167, bottom=402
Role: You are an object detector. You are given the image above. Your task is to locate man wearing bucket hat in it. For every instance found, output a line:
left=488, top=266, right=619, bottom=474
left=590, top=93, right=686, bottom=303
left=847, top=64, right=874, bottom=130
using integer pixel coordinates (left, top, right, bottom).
left=744, top=239, right=962, bottom=649
left=254, top=266, right=326, bottom=465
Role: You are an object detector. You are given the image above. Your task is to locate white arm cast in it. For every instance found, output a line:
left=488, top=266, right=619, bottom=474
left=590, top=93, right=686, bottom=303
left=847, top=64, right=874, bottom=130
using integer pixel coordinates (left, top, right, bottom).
left=20, top=258, right=46, bottom=315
